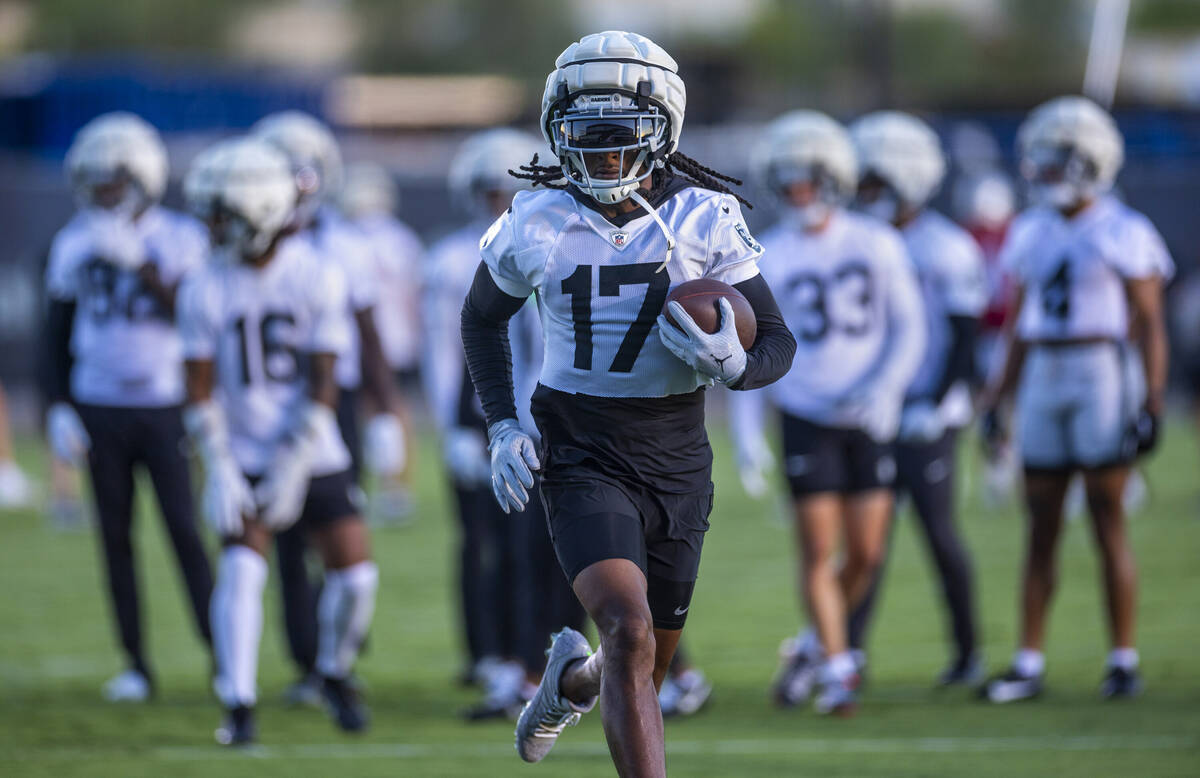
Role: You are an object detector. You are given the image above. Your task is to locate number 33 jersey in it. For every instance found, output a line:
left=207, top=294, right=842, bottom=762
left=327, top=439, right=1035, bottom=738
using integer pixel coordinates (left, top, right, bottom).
left=757, top=210, right=923, bottom=425
left=178, top=237, right=352, bottom=477
left=1000, top=195, right=1173, bottom=342
left=481, top=186, right=762, bottom=398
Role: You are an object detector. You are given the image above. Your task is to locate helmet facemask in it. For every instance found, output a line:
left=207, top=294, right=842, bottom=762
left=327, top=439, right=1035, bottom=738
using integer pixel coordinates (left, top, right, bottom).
left=771, top=163, right=845, bottom=232
left=549, top=91, right=670, bottom=205
left=1020, top=143, right=1100, bottom=211
left=73, top=165, right=146, bottom=219
left=855, top=170, right=904, bottom=224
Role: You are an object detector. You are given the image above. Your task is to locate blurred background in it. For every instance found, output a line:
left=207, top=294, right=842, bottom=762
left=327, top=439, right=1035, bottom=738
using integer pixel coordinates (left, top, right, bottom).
left=2, top=0, right=1200, bottom=406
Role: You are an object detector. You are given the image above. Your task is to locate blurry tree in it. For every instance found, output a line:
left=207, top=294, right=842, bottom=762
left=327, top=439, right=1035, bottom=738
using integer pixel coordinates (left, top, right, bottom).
left=26, top=0, right=252, bottom=55
left=1131, top=0, right=1200, bottom=33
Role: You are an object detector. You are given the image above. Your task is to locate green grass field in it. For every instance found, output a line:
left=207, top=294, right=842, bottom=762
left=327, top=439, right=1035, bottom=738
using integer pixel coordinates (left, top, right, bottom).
left=2, top=422, right=1198, bottom=777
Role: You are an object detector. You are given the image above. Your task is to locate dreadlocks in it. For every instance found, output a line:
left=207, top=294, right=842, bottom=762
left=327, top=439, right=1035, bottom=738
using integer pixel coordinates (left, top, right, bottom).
left=508, top=152, right=754, bottom=209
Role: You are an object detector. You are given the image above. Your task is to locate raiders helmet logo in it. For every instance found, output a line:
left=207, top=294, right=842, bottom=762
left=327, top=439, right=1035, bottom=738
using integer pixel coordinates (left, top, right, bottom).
left=610, top=230, right=629, bottom=248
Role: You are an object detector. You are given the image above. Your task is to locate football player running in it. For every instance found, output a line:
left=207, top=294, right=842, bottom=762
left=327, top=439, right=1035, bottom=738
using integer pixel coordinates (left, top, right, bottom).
left=338, top=162, right=424, bottom=523
left=731, top=111, right=925, bottom=715
left=252, top=112, right=404, bottom=705
left=844, top=111, right=986, bottom=688
left=180, top=138, right=378, bottom=744
left=979, top=97, right=1171, bottom=703
left=44, top=112, right=214, bottom=702
left=460, top=31, right=795, bottom=776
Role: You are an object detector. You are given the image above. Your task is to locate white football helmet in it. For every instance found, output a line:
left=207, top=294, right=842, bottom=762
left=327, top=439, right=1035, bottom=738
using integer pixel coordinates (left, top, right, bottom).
left=849, top=111, right=945, bottom=222
left=184, top=137, right=297, bottom=262
left=65, top=112, right=168, bottom=216
left=251, top=110, right=343, bottom=226
left=1016, top=95, right=1123, bottom=210
left=339, top=162, right=398, bottom=220
left=752, top=110, right=857, bottom=230
left=449, top=128, right=546, bottom=216
left=541, top=30, right=686, bottom=205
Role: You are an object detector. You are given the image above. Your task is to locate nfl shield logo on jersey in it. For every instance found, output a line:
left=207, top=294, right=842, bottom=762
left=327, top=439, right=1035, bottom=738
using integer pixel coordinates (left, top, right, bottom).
left=610, top=230, right=629, bottom=248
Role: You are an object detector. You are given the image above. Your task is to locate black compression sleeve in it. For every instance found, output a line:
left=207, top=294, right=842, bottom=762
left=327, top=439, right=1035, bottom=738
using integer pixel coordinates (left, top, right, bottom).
left=729, top=274, right=797, bottom=390
left=461, top=262, right=529, bottom=430
left=43, top=299, right=76, bottom=404
left=933, top=315, right=980, bottom=402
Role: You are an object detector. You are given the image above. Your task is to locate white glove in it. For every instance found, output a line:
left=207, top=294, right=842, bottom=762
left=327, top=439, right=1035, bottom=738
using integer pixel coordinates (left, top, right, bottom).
left=445, top=426, right=491, bottom=487
left=47, top=402, right=91, bottom=464
left=840, top=385, right=901, bottom=443
left=898, top=401, right=946, bottom=444
left=184, top=402, right=254, bottom=537
left=364, top=413, right=406, bottom=476
left=83, top=209, right=145, bottom=270
left=736, top=437, right=775, bottom=499
left=254, top=403, right=331, bottom=530
left=487, top=418, right=540, bottom=514
left=657, top=298, right=748, bottom=385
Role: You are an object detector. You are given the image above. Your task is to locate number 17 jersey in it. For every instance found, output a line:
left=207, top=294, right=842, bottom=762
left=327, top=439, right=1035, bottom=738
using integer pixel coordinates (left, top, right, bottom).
left=178, top=237, right=352, bottom=477
left=481, top=185, right=763, bottom=398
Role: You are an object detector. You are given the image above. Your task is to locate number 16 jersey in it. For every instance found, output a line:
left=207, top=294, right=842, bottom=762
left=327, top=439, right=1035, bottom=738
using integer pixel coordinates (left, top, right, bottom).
left=481, top=185, right=763, bottom=398
left=178, top=237, right=352, bottom=477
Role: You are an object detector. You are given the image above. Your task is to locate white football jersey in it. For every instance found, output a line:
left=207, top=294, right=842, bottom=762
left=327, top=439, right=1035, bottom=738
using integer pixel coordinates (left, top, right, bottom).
left=425, top=221, right=543, bottom=434
left=1001, top=195, right=1174, bottom=342
left=355, top=212, right=425, bottom=371
left=301, top=208, right=379, bottom=390
left=903, top=210, right=988, bottom=427
left=178, top=237, right=352, bottom=477
left=45, top=206, right=206, bottom=407
left=757, top=209, right=925, bottom=426
left=482, top=186, right=762, bottom=398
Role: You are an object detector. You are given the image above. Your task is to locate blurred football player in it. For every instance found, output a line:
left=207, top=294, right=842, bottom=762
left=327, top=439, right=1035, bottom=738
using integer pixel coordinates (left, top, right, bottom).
left=979, top=96, right=1171, bottom=703
left=846, top=111, right=986, bottom=687
left=180, top=138, right=378, bottom=744
left=252, top=112, right=404, bottom=705
left=460, top=31, right=795, bottom=774
left=427, top=128, right=584, bottom=719
left=338, top=162, right=424, bottom=523
left=43, top=112, right=214, bottom=701
left=730, top=111, right=925, bottom=715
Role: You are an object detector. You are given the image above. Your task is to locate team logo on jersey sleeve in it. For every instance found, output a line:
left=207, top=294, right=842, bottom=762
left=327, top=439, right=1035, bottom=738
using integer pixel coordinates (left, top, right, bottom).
left=734, top=222, right=762, bottom=253
left=609, top=230, right=629, bottom=248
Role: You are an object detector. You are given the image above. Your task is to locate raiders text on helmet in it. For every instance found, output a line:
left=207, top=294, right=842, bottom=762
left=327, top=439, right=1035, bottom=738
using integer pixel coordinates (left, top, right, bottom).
left=540, top=30, right=687, bottom=205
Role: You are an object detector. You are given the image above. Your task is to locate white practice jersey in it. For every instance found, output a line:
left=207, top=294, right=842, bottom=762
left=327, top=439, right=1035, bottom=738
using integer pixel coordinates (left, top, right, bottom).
left=1001, top=195, right=1174, bottom=342
left=482, top=186, right=762, bottom=398
left=179, top=237, right=352, bottom=477
left=356, top=212, right=425, bottom=371
left=301, top=208, right=379, bottom=390
left=46, top=206, right=206, bottom=407
left=757, top=209, right=925, bottom=426
left=425, top=222, right=543, bottom=434
left=903, top=210, right=988, bottom=427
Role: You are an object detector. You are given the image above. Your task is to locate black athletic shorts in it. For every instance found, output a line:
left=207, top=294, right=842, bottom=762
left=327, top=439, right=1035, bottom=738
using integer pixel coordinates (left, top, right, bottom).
left=781, top=413, right=896, bottom=496
left=532, top=385, right=714, bottom=630
left=247, top=470, right=363, bottom=530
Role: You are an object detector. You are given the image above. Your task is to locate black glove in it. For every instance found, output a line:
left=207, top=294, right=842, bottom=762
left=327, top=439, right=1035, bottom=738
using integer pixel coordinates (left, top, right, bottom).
left=1134, top=408, right=1159, bottom=455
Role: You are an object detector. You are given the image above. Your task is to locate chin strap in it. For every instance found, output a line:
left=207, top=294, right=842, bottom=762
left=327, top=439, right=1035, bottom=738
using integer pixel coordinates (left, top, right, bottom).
left=628, top=189, right=676, bottom=273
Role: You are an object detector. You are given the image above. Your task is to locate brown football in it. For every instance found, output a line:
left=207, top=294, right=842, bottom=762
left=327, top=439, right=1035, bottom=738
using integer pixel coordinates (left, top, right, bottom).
left=663, top=278, right=757, bottom=350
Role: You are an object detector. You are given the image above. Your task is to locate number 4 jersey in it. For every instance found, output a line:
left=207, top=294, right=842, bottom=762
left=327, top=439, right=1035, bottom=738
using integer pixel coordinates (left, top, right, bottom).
left=757, top=210, right=924, bottom=426
left=1000, top=195, right=1173, bottom=342
left=178, top=237, right=352, bottom=477
left=45, top=207, right=207, bottom=407
left=481, top=186, right=762, bottom=398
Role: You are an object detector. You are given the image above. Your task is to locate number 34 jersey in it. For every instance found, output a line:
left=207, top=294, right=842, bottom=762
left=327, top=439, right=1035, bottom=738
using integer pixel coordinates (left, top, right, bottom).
left=45, top=207, right=207, bottom=407
left=1000, top=195, right=1173, bottom=342
left=178, top=237, right=352, bottom=477
left=757, top=210, right=924, bottom=425
left=481, top=186, right=762, bottom=399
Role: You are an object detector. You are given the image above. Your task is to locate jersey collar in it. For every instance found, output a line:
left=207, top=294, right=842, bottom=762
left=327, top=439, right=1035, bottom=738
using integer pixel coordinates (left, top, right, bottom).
left=564, top=173, right=691, bottom=228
